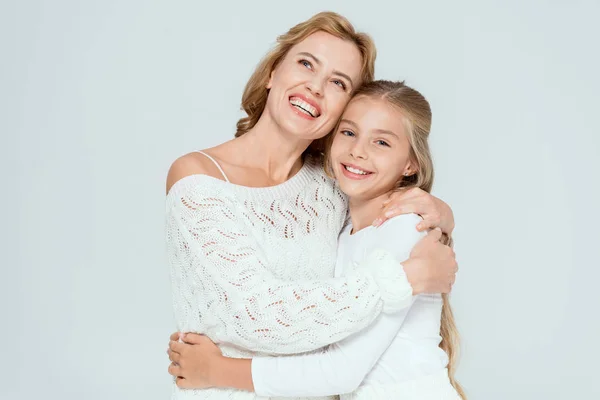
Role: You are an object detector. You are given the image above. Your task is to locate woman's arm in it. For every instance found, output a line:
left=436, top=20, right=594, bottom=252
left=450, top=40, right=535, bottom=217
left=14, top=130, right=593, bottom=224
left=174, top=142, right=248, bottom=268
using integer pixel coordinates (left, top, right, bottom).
left=168, top=174, right=415, bottom=355
left=172, top=307, right=414, bottom=394
left=251, top=215, right=428, bottom=397
left=168, top=216, right=456, bottom=393
left=252, top=303, right=416, bottom=396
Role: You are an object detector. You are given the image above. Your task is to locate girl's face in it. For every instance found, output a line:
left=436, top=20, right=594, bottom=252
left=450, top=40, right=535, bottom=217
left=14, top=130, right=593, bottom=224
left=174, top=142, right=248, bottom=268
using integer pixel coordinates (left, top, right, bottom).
left=264, top=31, right=363, bottom=142
left=330, top=96, right=414, bottom=202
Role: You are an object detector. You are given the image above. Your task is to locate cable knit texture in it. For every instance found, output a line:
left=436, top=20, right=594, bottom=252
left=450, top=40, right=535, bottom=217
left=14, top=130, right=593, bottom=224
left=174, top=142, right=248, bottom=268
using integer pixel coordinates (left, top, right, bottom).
left=166, top=156, right=410, bottom=399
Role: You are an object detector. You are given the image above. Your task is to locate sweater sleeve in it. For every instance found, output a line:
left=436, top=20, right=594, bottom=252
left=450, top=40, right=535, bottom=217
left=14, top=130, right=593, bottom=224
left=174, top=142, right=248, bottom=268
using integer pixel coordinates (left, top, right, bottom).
left=251, top=215, right=427, bottom=396
left=166, top=181, right=414, bottom=355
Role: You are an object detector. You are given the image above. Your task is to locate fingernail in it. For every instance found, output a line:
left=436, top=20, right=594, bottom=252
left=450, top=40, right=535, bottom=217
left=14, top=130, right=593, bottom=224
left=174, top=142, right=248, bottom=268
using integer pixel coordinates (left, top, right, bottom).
left=372, top=218, right=382, bottom=227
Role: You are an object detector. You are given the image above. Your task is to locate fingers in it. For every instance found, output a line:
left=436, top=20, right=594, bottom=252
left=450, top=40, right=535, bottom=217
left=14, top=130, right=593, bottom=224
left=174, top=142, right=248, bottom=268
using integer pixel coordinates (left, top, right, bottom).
left=170, top=332, right=180, bottom=341
left=168, top=362, right=182, bottom=377
left=374, top=204, right=418, bottom=227
left=383, top=205, right=412, bottom=218
left=426, top=227, right=443, bottom=242
left=416, top=220, right=431, bottom=232
left=181, top=333, right=207, bottom=345
left=176, top=377, right=192, bottom=389
left=416, top=212, right=442, bottom=231
left=167, top=349, right=181, bottom=364
left=169, top=340, right=186, bottom=354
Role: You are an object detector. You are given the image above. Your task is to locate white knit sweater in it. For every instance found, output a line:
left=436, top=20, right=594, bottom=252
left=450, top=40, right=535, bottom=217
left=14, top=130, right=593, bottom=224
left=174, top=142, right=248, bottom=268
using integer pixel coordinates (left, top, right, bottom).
left=165, top=156, right=413, bottom=399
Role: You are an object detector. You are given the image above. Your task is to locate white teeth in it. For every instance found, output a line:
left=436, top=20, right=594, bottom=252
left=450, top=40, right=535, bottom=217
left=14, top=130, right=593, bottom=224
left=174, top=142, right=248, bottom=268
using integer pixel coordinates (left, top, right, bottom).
left=290, top=97, right=319, bottom=117
left=345, top=165, right=368, bottom=175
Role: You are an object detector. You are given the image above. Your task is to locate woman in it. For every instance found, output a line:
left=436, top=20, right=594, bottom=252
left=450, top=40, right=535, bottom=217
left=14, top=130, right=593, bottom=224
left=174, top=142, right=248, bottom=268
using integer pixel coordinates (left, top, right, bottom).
left=165, top=12, right=457, bottom=399
left=168, top=81, right=465, bottom=399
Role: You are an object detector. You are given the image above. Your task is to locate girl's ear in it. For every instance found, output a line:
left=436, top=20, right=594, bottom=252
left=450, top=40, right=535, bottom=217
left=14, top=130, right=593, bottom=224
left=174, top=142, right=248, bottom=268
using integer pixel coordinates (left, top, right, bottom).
left=403, top=161, right=417, bottom=176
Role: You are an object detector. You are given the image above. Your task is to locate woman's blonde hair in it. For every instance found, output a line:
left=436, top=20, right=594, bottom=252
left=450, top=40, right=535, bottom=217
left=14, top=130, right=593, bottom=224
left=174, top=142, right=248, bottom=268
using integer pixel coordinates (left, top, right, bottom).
left=325, top=80, right=466, bottom=399
left=235, top=11, right=377, bottom=153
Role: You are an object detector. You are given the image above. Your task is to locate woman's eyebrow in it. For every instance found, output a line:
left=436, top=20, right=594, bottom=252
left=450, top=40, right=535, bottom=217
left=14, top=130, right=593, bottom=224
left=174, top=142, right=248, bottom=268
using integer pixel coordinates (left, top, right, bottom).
left=297, top=52, right=354, bottom=89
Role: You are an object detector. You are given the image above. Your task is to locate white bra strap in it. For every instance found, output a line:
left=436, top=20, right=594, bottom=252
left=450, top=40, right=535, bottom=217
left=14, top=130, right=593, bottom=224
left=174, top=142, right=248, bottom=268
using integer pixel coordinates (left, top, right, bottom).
left=196, top=151, right=230, bottom=182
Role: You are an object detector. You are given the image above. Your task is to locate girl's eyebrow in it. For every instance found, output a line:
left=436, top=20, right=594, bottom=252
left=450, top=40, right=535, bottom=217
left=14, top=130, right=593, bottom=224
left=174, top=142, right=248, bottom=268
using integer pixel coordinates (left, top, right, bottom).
left=374, top=129, right=399, bottom=138
left=341, top=119, right=399, bottom=139
left=340, top=118, right=358, bottom=127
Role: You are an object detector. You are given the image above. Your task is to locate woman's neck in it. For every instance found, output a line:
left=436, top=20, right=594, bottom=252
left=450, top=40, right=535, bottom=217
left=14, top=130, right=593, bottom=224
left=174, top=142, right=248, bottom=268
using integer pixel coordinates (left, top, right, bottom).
left=348, top=191, right=393, bottom=234
left=233, top=113, right=313, bottom=183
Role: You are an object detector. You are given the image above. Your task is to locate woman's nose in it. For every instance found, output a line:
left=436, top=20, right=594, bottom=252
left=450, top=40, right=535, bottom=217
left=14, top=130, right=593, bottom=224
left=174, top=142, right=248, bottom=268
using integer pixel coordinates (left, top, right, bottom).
left=305, top=78, right=324, bottom=97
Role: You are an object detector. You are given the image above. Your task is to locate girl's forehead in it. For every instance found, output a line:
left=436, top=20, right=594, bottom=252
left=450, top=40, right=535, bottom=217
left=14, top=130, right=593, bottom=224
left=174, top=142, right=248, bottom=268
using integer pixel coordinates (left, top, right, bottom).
left=341, top=96, right=407, bottom=137
left=344, top=96, right=403, bottom=120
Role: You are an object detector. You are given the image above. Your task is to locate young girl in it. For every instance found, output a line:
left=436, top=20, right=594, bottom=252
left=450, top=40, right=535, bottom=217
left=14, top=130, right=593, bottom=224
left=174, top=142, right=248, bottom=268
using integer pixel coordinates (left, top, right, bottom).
left=168, top=80, right=465, bottom=399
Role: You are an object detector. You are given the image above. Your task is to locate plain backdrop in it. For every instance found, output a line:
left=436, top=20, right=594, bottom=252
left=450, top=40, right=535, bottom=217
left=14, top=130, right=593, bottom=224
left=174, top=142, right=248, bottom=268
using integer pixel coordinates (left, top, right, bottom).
left=2, top=0, right=599, bottom=399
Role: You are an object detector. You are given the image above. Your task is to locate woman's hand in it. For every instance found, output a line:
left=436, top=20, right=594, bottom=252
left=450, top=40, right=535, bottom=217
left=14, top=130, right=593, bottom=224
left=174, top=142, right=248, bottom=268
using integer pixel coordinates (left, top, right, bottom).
left=167, top=332, right=223, bottom=389
left=402, top=228, right=458, bottom=294
left=373, top=188, right=455, bottom=234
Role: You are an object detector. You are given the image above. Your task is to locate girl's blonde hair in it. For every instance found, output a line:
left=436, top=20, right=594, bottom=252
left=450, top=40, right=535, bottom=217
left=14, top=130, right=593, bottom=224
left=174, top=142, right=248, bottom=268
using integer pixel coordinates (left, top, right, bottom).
left=235, top=11, right=376, bottom=154
left=325, top=80, right=466, bottom=399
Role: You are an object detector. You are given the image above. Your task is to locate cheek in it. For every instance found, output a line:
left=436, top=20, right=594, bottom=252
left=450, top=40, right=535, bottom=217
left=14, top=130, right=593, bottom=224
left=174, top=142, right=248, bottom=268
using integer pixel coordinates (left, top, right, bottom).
left=327, top=93, right=350, bottom=117
left=271, top=65, right=297, bottom=88
left=378, top=159, right=407, bottom=183
left=329, top=142, right=347, bottom=166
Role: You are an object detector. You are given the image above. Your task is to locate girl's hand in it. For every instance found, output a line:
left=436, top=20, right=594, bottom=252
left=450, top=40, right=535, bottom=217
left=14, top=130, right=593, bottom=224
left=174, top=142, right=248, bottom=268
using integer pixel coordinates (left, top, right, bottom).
left=373, top=188, right=455, bottom=234
left=167, top=332, right=223, bottom=389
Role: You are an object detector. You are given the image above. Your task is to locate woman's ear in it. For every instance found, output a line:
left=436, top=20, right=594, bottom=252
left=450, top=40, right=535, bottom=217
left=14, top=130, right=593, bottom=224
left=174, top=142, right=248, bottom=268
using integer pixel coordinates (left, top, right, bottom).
left=266, top=70, right=275, bottom=89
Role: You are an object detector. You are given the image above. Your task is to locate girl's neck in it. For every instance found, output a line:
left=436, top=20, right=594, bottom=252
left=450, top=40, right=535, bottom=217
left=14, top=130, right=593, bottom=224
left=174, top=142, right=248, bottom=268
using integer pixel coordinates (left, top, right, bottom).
left=234, top=112, right=313, bottom=182
left=348, top=190, right=393, bottom=234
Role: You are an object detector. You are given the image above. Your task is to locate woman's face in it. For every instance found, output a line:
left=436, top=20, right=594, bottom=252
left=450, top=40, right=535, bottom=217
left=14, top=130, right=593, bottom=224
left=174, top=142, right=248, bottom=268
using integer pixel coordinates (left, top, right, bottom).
left=265, top=31, right=363, bottom=142
left=330, top=96, right=414, bottom=202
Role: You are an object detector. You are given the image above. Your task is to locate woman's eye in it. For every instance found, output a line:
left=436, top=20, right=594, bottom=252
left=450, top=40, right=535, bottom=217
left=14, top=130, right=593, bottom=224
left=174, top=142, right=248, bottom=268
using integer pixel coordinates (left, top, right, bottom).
left=333, top=80, right=347, bottom=90
left=300, top=59, right=312, bottom=69
left=376, top=140, right=390, bottom=147
left=341, top=130, right=355, bottom=137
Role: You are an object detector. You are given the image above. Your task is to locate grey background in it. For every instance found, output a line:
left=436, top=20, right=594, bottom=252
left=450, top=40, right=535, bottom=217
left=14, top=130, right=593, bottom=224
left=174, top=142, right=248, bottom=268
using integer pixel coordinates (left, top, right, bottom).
left=2, top=0, right=599, bottom=399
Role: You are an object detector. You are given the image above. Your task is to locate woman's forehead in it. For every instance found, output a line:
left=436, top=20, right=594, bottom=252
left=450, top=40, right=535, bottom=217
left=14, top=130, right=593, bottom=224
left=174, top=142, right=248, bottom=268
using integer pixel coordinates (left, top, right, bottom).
left=288, top=32, right=362, bottom=78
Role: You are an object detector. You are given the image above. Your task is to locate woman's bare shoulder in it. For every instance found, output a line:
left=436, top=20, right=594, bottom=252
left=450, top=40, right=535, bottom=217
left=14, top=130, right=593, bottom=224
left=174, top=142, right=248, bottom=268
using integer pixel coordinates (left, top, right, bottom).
left=166, top=150, right=225, bottom=194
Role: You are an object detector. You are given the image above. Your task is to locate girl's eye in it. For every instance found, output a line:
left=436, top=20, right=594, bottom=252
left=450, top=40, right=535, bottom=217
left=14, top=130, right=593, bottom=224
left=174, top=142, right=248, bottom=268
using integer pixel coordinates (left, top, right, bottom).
left=341, top=130, right=355, bottom=137
left=300, top=59, right=313, bottom=69
left=332, top=80, right=347, bottom=90
left=376, top=140, right=390, bottom=147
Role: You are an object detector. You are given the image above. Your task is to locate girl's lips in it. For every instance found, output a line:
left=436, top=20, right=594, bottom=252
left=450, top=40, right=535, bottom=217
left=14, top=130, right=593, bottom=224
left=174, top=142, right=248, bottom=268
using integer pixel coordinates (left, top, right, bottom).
left=339, top=163, right=374, bottom=180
